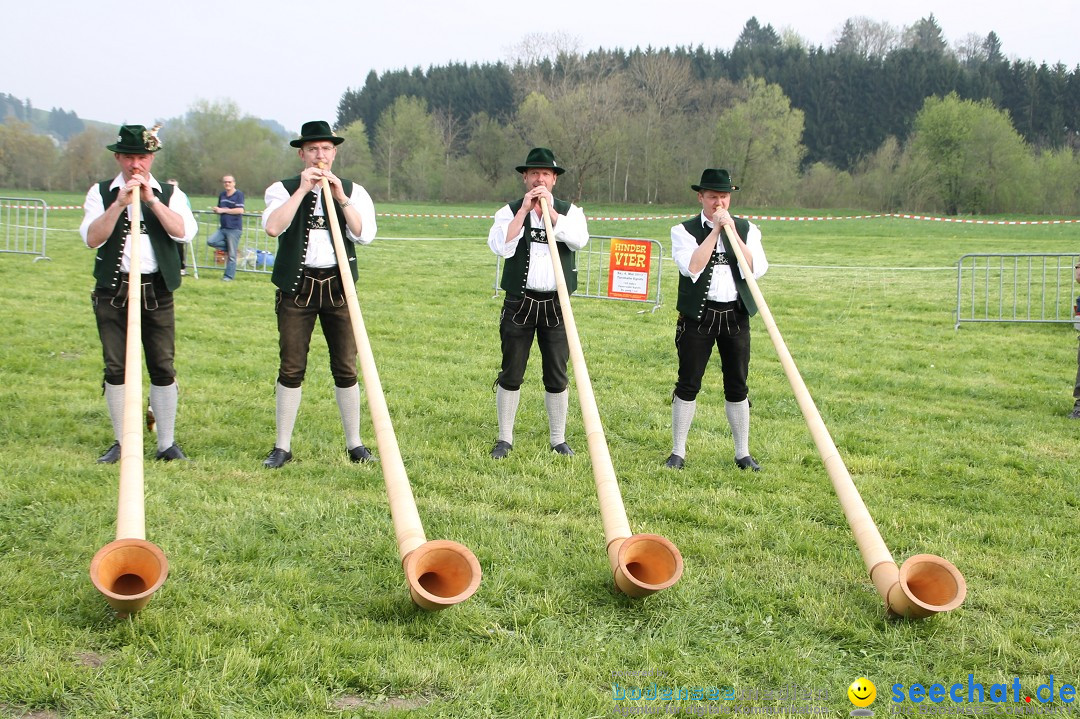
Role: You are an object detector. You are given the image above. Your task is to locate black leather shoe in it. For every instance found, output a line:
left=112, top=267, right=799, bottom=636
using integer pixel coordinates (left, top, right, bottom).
left=551, top=442, right=574, bottom=456
left=735, top=455, right=761, bottom=471
left=664, top=453, right=685, bottom=469
left=155, top=443, right=188, bottom=461
left=97, top=441, right=121, bottom=464
left=490, top=440, right=512, bottom=459
left=348, top=445, right=375, bottom=463
left=263, top=447, right=293, bottom=469
left=1069, top=406, right=1080, bottom=419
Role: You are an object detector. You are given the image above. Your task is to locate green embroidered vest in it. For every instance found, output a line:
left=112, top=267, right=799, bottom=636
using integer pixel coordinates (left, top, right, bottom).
left=499, top=197, right=577, bottom=295
left=93, top=181, right=180, bottom=291
left=270, top=176, right=357, bottom=293
left=675, top=215, right=758, bottom=320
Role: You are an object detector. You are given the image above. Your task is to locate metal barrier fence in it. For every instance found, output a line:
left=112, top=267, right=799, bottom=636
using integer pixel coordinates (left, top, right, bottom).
left=494, top=235, right=664, bottom=311
left=955, top=253, right=1080, bottom=329
left=0, top=197, right=49, bottom=261
left=189, top=210, right=274, bottom=274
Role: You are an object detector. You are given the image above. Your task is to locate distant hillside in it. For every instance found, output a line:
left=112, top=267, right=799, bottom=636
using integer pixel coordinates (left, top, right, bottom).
left=1, top=92, right=287, bottom=144
left=257, top=118, right=291, bottom=139
left=82, top=117, right=115, bottom=133
left=0, top=93, right=93, bottom=142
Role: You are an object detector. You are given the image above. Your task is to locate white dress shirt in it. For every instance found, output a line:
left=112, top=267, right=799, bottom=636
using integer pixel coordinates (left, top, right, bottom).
left=262, top=181, right=376, bottom=268
left=79, top=173, right=198, bottom=274
left=671, top=212, right=768, bottom=302
left=487, top=203, right=589, bottom=292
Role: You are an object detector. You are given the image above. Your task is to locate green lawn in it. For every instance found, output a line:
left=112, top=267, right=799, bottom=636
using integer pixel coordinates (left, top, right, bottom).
left=0, top=193, right=1078, bottom=718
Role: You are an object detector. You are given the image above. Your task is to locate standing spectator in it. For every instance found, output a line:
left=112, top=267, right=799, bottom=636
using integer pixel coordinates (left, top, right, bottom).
left=207, top=175, right=245, bottom=281
left=486, top=147, right=589, bottom=459
left=665, top=169, right=768, bottom=471
left=80, top=124, right=198, bottom=463
left=260, top=121, right=378, bottom=469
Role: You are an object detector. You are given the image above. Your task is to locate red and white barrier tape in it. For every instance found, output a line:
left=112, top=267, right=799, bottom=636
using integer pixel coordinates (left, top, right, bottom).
left=885, top=213, right=1080, bottom=225
left=376, top=212, right=494, bottom=219
left=1, top=204, right=86, bottom=210
left=4, top=205, right=1079, bottom=225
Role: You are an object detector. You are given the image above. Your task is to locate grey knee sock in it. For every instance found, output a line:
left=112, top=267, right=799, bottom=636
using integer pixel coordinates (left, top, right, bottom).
left=545, top=390, right=569, bottom=446
left=149, top=382, right=178, bottom=451
left=275, top=383, right=302, bottom=452
left=105, top=382, right=125, bottom=442
left=335, top=383, right=363, bottom=450
left=496, top=386, right=520, bottom=444
left=725, top=399, right=751, bottom=459
left=671, top=397, right=696, bottom=458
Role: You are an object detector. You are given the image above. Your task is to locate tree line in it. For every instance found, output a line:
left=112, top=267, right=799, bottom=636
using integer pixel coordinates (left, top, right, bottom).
left=329, top=16, right=1080, bottom=213
left=2, top=15, right=1079, bottom=215
left=0, top=101, right=299, bottom=201
left=338, top=17, right=1080, bottom=171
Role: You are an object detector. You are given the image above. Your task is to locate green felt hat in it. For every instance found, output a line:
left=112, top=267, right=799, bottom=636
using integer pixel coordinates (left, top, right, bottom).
left=516, top=147, right=565, bottom=175
left=691, top=168, right=739, bottom=193
left=290, top=120, right=344, bottom=148
left=107, top=124, right=162, bottom=154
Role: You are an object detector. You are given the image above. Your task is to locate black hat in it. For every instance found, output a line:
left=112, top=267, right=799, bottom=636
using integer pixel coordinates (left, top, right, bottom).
left=691, top=168, right=739, bottom=193
left=516, top=147, right=565, bottom=175
left=107, top=124, right=162, bottom=154
left=290, top=120, right=345, bottom=148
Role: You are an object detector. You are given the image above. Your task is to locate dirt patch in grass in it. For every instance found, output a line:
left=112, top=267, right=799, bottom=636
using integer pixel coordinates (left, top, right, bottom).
left=75, top=652, right=105, bottom=668
left=330, top=693, right=434, bottom=712
left=0, top=706, right=60, bottom=719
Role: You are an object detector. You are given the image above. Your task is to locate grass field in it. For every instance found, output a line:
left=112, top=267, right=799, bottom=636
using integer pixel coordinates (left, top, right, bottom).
left=1, top=191, right=1078, bottom=718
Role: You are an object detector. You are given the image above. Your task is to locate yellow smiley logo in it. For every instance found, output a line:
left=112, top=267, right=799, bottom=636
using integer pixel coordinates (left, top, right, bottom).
left=848, top=677, right=876, bottom=708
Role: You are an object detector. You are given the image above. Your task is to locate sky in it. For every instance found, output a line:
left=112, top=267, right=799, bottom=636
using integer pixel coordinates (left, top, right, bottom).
left=4, top=0, right=1078, bottom=137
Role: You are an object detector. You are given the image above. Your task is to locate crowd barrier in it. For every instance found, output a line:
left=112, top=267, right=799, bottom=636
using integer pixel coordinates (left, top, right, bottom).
left=955, top=253, right=1080, bottom=329
left=0, top=197, right=49, bottom=261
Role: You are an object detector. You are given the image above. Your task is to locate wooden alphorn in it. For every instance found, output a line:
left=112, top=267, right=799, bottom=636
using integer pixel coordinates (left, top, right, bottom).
left=539, top=197, right=683, bottom=597
left=319, top=169, right=480, bottom=609
left=720, top=223, right=965, bottom=618
left=90, top=189, right=169, bottom=616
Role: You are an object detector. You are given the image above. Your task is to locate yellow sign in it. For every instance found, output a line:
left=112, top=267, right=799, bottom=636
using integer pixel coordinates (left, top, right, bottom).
left=607, top=238, right=651, bottom=300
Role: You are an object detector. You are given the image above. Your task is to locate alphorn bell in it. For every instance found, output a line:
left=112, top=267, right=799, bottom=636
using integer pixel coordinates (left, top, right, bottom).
left=719, top=223, right=965, bottom=618
left=539, top=198, right=683, bottom=597
left=318, top=167, right=480, bottom=609
left=89, top=189, right=169, bottom=616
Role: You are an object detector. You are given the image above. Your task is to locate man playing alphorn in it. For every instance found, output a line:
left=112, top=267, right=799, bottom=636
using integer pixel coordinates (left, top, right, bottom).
left=487, top=147, right=589, bottom=459
left=261, top=120, right=378, bottom=469
left=666, top=169, right=768, bottom=471
left=80, top=124, right=197, bottom=463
